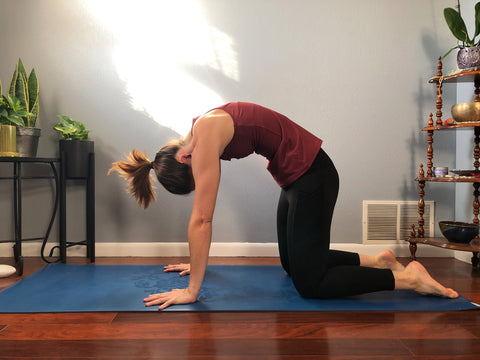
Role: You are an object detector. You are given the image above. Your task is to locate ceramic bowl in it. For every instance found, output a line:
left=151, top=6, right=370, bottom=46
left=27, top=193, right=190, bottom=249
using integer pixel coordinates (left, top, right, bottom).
left=439, top=221, right=479, bottom=243
left=451, top=102, right=480, bottom=122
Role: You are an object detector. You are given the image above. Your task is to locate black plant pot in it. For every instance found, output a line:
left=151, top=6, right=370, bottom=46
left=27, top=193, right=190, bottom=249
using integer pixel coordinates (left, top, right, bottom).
left=16, top=127, right=41, bottom=157
left=59, top=139, right=94, bottom=179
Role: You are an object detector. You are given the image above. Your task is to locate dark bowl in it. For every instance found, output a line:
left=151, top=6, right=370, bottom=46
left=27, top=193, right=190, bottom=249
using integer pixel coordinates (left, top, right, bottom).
left=439, top=221, right=479, bottom=244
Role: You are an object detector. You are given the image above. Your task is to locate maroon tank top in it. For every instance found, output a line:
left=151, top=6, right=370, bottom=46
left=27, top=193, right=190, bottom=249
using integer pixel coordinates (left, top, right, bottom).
left=192, top=102, right=322, bottom=187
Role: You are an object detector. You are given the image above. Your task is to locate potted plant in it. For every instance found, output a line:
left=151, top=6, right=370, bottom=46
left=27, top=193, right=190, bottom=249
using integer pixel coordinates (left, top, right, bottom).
left=443, top=2, right=480, bottom=69
left=0, top=91, right=33, bottom=157
left=7, top=59, right=40, bottom=157
left=54, top=115, right=93, bottom=178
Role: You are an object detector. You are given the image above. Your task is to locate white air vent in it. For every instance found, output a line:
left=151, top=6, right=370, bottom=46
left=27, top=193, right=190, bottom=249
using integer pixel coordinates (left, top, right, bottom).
left=362, top=201, right=434, bottom=244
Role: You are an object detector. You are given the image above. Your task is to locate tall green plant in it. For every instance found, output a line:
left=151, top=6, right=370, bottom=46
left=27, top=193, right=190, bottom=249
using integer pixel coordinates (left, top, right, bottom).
left=443, top=2, right=480, bottom=59
left=8, top=58, right=39, bottom=127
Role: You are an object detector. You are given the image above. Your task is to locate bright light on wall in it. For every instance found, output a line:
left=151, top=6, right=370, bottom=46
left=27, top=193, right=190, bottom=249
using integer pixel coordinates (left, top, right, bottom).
left=85, top=0, right=239, bottom=135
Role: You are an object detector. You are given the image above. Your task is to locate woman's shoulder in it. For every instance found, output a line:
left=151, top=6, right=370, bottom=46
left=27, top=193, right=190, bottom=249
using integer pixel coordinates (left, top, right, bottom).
left=193, top=109, right=233, bottom=132
left=192, top=110, right=234, bottom=151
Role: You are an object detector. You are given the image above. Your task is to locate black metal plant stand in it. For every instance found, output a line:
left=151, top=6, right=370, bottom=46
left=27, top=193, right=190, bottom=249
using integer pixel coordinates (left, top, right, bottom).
left=0, top=157, right=60, bottom=275
left=0, top=151, right=95, bottom=276
left=57, top=150, right=95, bottom=264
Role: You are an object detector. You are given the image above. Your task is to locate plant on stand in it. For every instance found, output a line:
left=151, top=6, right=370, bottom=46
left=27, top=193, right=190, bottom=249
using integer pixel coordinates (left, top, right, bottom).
left=54, top=115, right=93, bottom=178
left=443, top=1, right=480, bottom=69
left=54, top=115, right=90, bottom=140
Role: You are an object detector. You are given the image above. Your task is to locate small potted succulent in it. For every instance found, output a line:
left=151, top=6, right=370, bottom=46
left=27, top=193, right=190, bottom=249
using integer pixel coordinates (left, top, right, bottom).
left=443, top=2, right=480, bottom=69
left=54, top=115, right=93, bottom=178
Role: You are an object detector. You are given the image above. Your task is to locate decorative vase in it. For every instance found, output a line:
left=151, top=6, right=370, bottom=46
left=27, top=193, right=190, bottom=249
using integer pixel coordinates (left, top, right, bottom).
left=457, top=46, right=480, bottom=69
left=59, top=139, right=94, bottom=179
left=0, top=125, right=19, bottom=157
left=16, top=127, right=41, bottom=157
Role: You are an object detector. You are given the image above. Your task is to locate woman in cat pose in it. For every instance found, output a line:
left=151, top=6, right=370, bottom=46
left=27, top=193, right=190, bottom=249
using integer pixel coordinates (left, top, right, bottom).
left=110, top=102, right=458, bottom=310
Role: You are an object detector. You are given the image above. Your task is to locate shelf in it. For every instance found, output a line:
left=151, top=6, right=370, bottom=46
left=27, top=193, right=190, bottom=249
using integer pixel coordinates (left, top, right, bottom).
left=422, top=122, right=480, bottom=131
left=429, top=69, right=480, bottom=84
left=416, top=176, right=480, bottom=183
left=407, top=237, right=480, bottom=252
left=413, top=59, right=480, bottom=268
left=0, top=157, right=59, bottom=163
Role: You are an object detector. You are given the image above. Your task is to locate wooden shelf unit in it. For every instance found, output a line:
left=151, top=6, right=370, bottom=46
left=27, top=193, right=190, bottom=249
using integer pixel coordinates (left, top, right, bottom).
left=408, top=58, right=480, bottom=268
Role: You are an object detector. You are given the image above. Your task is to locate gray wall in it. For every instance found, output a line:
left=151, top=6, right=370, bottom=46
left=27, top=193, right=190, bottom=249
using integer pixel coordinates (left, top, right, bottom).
left=0, top=0, right=458, bottom=248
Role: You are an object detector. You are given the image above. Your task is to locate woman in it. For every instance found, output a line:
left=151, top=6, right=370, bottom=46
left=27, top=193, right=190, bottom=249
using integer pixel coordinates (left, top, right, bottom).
left=110, top=102, right=458, bottom=310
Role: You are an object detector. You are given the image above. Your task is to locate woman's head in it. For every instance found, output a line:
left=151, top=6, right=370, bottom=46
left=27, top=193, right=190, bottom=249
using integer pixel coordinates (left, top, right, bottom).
left=109, top=139, right=194, bottom=209
left=153, top=140, right=195, bottom=195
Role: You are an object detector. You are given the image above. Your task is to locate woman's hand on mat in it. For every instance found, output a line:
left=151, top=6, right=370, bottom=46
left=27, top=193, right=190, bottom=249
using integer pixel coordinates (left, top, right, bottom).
left=164, top=263, right=191, bottom=276
left=144, top=288, right=197, bottom=310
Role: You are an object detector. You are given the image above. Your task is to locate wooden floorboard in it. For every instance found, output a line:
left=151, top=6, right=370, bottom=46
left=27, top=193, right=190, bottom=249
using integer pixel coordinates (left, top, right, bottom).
left=0, top=256, right=479, bottom=359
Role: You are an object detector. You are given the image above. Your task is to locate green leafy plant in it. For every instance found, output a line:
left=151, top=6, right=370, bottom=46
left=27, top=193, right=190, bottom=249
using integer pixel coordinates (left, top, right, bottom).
left=7, top=58, right=39, bottom=127
left=443, top=2, right=480, bottom=59
left=0, top=93, right=33, bottom=127
left=54, top=115, right=90, bottom=140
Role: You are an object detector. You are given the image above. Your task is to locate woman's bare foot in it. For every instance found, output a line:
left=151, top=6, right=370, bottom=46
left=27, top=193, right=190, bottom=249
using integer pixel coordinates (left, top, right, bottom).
left=374, top=250, right=405, bottom=272
left=397, top=261, right=458, bottom=298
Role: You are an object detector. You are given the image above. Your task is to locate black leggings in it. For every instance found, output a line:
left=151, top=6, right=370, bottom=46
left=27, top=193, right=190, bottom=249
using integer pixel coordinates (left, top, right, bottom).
left=277, top=149, right=395, bottom=298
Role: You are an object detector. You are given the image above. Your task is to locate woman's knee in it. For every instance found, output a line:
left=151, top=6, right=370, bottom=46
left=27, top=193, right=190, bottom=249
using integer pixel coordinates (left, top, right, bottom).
left=292, top=276, right=323, bottom=299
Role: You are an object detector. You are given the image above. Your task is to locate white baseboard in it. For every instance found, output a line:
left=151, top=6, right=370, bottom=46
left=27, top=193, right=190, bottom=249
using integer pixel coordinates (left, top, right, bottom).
left=0, top=241, right=456, bottom=258
left=454, top=250, right=476, bottom=264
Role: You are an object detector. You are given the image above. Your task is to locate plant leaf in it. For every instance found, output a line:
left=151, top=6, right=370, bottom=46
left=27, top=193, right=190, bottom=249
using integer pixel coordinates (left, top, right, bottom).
left=53, top=123, right=66, bottom=133
left=16, top=59, right=28, bottom=80
left=14, top=73, right=28, bottom=112
left=29, top=99, right=39, bottom=127
left=57, top=115, right=73, bottom=124
left=475, top=2, right=480, bottom=43
left=5, top=94, right=15, bottom=108
left=27, top=69, right=38, bottom=116
left=442, top=45, right=460, bottom=60
left=445, top=7, right=472, bottom=45
left=74, top=121, right=85, bottom=132
left=54, top=122, right=77, bottom=134
left=7, top=113, right=25, bottom=127
left=8, top=68, right=17, bottom=99
left=8, top=95, right=21, bottom=111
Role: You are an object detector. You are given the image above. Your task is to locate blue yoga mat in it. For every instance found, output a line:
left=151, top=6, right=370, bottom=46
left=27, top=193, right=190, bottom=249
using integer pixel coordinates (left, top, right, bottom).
left=0, top=264, right=477, bottom=312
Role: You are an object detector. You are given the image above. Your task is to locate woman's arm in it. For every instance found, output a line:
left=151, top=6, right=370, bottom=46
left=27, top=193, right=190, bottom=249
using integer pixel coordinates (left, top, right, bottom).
left=144, top=146, right=219, bottom=310
left=185, top=131, right=221, bottom=298
left=144, top=112, right=233, bottom=310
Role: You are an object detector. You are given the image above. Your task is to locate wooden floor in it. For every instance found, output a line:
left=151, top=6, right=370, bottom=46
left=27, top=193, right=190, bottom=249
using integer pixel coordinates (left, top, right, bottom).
left=0, top=256, right=479, bottom=359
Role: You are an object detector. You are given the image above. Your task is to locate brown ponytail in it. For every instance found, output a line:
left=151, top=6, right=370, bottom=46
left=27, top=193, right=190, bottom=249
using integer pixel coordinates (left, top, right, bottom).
left=109, top=149, right=156, bottom=209
left=109, top=139, right=194, bottom=209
